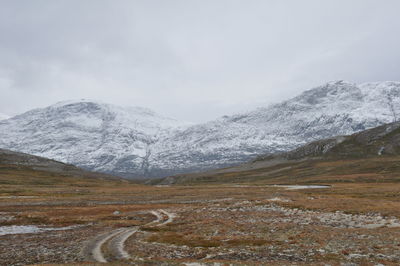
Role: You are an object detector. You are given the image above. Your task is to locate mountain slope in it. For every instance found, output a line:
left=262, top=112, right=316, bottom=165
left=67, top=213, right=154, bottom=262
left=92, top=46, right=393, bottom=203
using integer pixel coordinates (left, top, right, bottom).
left=0, top=100, right=187, bottom=178
left=0, top=81, right=400, bottom=179
left=0, top=148, right=121, bottom=184
left=158, top=121, right=400, bottom=185
left=153, top=81, right=400, bottom=173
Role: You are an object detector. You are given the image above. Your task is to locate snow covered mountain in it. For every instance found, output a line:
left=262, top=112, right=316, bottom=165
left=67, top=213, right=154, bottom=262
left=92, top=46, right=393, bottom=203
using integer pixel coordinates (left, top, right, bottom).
left=151, top=81, right=400, bottom=174
left=0, top=81, right=400, bottom=178
left=0, top=100, right=188, bottom=178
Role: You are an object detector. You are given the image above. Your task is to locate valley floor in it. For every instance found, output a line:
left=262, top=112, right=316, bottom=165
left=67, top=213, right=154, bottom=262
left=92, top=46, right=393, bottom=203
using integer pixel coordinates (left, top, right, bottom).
left=1, top=182, right=400, bottom=265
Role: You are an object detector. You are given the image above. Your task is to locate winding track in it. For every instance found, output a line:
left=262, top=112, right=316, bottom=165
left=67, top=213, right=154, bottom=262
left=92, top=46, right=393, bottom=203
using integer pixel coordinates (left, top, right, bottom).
left=107, top=227, right=139, bottom=260
left=149, top=210, right=163, bottom=225
left=157, top=210, right=176, bottom=226
left=82, top=209, right=175, bottom=263
left=82, top=228, right=126, bottom=263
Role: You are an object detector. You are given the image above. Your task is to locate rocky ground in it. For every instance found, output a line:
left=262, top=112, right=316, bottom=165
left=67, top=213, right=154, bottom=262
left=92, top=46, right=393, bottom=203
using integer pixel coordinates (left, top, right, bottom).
left=124, top=201, right=400, bottom=265
left=1, top=183, right=400, bottom=265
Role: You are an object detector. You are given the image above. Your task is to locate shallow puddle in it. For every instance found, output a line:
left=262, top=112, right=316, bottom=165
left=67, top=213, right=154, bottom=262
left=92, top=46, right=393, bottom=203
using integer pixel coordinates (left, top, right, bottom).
left=0, top=224, right=81, bottom=236
left=271, top=185, right=331, bottom=190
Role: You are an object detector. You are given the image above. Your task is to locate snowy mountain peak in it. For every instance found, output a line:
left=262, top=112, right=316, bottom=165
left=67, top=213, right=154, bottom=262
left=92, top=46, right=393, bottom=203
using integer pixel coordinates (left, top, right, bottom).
left=51, top=99, right=155, bottom=116
left=151, top=81, right=400, bottom=177
left=46, top=99, right=188, bottom=131
left=325, top=80, right=354, bottom=86
left=0, top=101, right=187, bottom=177
left=1, top=81, right=400, bottom=179
left=293, top=80, right=361, bottom=105
left=51, top=99, right=97, bottom=107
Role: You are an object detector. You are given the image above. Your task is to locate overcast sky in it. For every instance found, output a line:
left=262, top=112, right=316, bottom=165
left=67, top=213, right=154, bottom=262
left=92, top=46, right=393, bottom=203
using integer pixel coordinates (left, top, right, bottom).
left=1, top=0, right=400, bottom=122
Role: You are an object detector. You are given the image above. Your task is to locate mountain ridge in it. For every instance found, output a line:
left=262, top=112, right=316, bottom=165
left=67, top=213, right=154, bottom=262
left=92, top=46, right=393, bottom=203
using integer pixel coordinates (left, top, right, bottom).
left=156, top=121, right=400, bottom=185
left=0, top=100, right=188, bottom=178
left=1, top=80, right=400, bottom=178
left=152, top=80, right=400, bottom=174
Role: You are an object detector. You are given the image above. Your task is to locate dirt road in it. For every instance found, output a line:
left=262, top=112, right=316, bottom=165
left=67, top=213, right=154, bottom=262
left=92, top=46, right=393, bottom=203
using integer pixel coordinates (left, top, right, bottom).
left=82, top=209, right=175, bottom=263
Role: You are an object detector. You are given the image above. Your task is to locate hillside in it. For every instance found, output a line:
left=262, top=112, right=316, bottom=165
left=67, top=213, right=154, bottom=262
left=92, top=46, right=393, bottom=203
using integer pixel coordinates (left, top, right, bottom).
left=158, top=122, right=400, bottom=185
left=1, top=81, right=400, bottom=178
left=0, top=148, right=122, bottom=186
left=0, top=100, right=188, bottom=178
left=155, top=81, right=400, bottom=174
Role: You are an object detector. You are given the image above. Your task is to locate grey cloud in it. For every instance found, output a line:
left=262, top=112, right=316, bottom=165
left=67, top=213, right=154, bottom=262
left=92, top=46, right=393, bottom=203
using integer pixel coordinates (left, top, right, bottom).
left=0, top=0, right=400, bottom=121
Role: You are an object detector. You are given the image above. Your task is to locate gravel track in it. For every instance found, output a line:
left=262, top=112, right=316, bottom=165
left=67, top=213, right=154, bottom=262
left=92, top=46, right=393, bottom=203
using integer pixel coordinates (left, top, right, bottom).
left=107, top=227, right=139, bottom=260
left=82, top=227, right=126, bottom=263
left=82, top=209, right=176, bottom=263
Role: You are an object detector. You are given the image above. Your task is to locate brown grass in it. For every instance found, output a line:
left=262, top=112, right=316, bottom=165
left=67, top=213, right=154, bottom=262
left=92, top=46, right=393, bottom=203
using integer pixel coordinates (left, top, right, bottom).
left=2, top=163, right=400, bottom=265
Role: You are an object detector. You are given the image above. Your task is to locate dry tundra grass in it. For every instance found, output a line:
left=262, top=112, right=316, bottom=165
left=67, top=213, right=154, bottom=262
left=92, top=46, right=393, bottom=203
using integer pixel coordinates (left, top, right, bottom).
left=1, top=163, right=400, bottom=265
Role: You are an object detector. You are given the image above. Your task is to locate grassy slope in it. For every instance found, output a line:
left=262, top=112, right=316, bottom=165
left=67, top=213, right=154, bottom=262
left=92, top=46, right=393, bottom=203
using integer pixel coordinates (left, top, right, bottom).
left=0, top=148, right=133, bottom=197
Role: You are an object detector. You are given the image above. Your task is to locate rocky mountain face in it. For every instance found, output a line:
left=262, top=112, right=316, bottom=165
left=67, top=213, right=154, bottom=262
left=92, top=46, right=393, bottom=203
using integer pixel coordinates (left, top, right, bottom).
left=157, top=121, right=400, bottom=185
left=0, top=81, right=400, bottom=179
left=152, top=81, right=400, bottom=174
left=0, top=100, right=187, bottom=178
left=256, top=121, right=400, bottom=162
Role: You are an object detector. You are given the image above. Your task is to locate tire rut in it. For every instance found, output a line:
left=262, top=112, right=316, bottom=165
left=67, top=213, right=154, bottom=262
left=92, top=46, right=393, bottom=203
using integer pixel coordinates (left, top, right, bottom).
left=82, top=209, right=176, bottom=263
